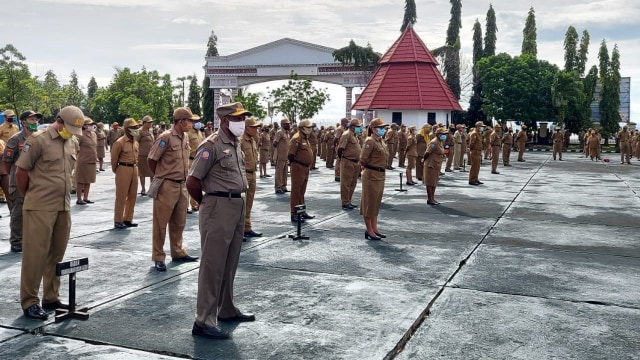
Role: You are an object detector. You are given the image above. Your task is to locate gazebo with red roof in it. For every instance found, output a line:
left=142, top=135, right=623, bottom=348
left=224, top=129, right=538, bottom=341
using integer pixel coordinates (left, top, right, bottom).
left=352, top=25, right=462, bottom=127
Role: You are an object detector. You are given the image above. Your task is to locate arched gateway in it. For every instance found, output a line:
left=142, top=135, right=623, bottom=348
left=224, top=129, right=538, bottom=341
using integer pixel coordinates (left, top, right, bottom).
left=204, top=38, right=373, bottom=125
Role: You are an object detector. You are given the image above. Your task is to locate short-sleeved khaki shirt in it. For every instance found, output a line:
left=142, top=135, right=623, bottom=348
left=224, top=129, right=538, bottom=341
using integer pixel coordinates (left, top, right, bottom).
left=110, top=135, right=139, bottom=171
left=78, top=129, right=98, bottom=164
left=188, top=128, right=204, bottom=158
left=189, top=131, right=247, bottom=194
left=273, top=128, right=290, bottom=160
left=15, top=126, right=76, bottom=211
left=3, top=130, right=28, bottom=193
left=138, top=128, right=154, bottom=156
left=240, top=133, right=258, bottom=171
left=338, top=130, right=362, bottom=161
left=148, top=127, right=190, bottom=180
left=0, top=122, right=19, bottom=143
left=288, top=132, right=314, bottom=166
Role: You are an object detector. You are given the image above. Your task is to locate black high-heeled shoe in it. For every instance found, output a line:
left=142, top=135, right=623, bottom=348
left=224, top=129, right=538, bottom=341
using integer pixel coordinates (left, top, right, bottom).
left=374, top=232, right=387, bottom=238
left=364, top=232, right=381, bottom=241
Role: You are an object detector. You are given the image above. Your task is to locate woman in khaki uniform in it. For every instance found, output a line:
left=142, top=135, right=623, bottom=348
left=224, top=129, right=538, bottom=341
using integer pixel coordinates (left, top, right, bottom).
left=423, top=127, right=447, bottom=205
left=416, top=124, right=431, bottom=182
left=95, top=122, right=107, bottom=171
left=360, top=118, right=389, bottom=241
left=75, top=118, right=97, bottom=205
left=324, top=126, right=336, bottom=168
left=405, top=126, right=418, bottom=185
left=138, top=116, right=155, bottom=195
left=587, top=130, right=600, bottom=161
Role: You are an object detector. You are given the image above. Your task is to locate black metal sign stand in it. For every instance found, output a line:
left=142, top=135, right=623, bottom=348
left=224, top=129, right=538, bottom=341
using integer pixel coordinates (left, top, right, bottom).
left=288, top=204, right=309, bottom=240
left=461, top=159, right=467, bottom=172
left=54, top=258, right=90, bottom=323
left=395, top=172, right=407, bottom=192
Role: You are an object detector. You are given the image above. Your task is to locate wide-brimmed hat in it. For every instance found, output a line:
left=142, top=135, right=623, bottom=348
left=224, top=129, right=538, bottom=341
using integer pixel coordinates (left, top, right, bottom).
left=123, top=118, right=140, bottom=129
left=475, top=121, right=484, bottom=127
left=216, top=102, right=252, bottom=117
left=173, top=107, right=198, bottom=121
left=349, top=118, right=362, bottom=127
left=245, top=117, right=262, bottom=127
left=57, top=106, right=85, bottom=136
left=369, top=118, right=388, bottom=128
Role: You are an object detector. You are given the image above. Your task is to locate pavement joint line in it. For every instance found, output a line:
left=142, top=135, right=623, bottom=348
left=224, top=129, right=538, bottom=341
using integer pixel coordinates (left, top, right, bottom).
left=0, top=327, right=27, bottom=344
left=446, top=285, right=640, bottom=311
left=501, top=214, right=640, bottom=230
left=383, top=157, right=550, bottom=360
left=606, top=163, right=640, bottom=200
left=480, top=239, right=640, bottom=260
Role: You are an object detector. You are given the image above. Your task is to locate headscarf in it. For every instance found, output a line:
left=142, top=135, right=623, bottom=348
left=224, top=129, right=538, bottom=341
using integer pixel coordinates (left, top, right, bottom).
left=419, top=124, right=431, bottom=143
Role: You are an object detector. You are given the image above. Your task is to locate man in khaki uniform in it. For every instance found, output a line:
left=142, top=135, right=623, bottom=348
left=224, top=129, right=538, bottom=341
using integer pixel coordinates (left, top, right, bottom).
left=338, top=118, right=362, bottom=210
left=490, top=124, right=502, bottom=174
left=107, top=122, right=123, bottom=148
left=268, top=123, right=278, bottom=166
left=334, top=118, right=349, bottom=181
left=617, top=126, right=631, bottom=164
left=468, top=121, right=485, bottom=186
left=502, top=127, right=514, bottom=166
left=516, top=125, right=528, bottom=162
left=384, top=123, right=398, bottom=169
left=483, top=125, right=492, bottom=160
left=273, top=118, right=290, bottom=194
left=308, top=123, right=319, bottom=170
left=111, top=118, right=140, bottom=229
left=187, top=102, right=254, bottom=340
left=288, top=119, right=315, bottom=221
left=3, top=110, right=42, bottom=252
left=241, top=117, right=263, bottom=238
left=552, top=127, right=565, bottom=161
left=453, top=124, right=466, bottom=170
left=397, top=124, right=408, bottom=167
left=444, top=126, right=456, bottom=172
left=188, top=114, right=204, bottom=212
left=147, top=107, right=199, bottom=271
left=138, top=116, right=155, bottom=195
left=258, top=125, right=271, bottom=178
left=204, top=121, right=214, bottom=137
left=16, top=106, right=83, bottom=320
left=1, top=109, right=20, bottom=203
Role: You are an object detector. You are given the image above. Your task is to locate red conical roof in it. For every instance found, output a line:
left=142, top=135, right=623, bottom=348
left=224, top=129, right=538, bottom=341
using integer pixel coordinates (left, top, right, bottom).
left=352, top=26, right=462, bottom=111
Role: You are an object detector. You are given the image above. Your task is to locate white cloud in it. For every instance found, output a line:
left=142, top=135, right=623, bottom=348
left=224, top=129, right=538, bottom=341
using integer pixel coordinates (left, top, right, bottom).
left=172, top=18, right=208, bottom=26
left=130, top=43, right=204, bottom=51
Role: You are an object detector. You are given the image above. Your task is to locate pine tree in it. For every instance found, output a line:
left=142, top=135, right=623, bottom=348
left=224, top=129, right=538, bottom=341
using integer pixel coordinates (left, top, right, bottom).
left=576, top=30, right=590, bottom=76
left=202, top=77, right=214, bottom=123
left=87, top=76, right=98, bottom=100
left=444, top=0, right=462, bottom=99
left=466, top=19, right=485, bottom=124
left=187, top=75, right=201, bottom=115
left=563, top=26, right=579, bottom=72
left=400, top=0, right=417, bottom=32
left=598, top=40, right=620, bottom=141
left=206, top=31, right=219, bottom=57
left=521, top=7, right=537, bottom=57
left=484, top=4, right=497, bottom=57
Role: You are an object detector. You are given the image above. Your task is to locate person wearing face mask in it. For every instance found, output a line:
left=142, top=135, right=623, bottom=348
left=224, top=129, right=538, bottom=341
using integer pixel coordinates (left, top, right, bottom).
left=147, top=107, right=199, bottom=271
left=258, top=125, right=271, bottom=178
left=423, top=127, right=447, bottom=205
left=490, top=124, right=503, bottom=174
left=187, top=115, right=204, bottom=212
left=287, top=119, right=316, bottom=221
left=416, top=124, right=431, bottom=182
left=324, top=125, right=336, bottom=168
left=360, top=118, right=389, bottom=240
left=111, top=118, right=140, bottom=229
left=334, top=118, right=349, bottom=182
left=405, top=126, right=418, bottom=185
left=273, top=118, right=291, bottom=194
left=187, top=102, right=254, bottom=340
left=308, top=123, right=319, bottom=170
left=0, top=109, right=20, bottom=204
left=95, top=122, right=107, bottom=171
left=453, top=124, right=467, bottom=170
left=138, top=116, right=155, bottom=195
left=75, top=118, right=98, bottom=205
left=515, top=125, right=528, bottom=162
left=552, top=127, right=565, bottom=161
left=502, top=127, right=514, bottom=166
left=397, top=124, right=408, bottom=168
left=15, top=105, right=83, bottom=320
left=468, top=121, right=485, bottom=185
left=107, top=122, right=123, bottom=149
left=337, top=118, right=363, bottom=210
left=2, top=110, right=42, bottom=252
left=241, top=117, right=263, bottom=238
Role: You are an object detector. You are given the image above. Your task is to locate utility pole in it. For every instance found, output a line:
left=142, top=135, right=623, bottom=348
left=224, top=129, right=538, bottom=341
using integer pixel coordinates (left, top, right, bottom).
left=176, top=75, right=193, bottom=107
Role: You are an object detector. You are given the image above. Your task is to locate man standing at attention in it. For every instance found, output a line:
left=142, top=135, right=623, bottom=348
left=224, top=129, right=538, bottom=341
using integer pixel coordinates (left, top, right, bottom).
left=617, top=126, right=631, bottom=164
left=337, top=118, right=362, bottom=210
left=397, top=124, right=408, bottom=168
left=241, top=117, right=263, bottom=238
left=147, top=108, right=199, bottom=271
left=516, top=125, right=528, bottom=162
left=288, top=119, right=316, bottom=222
left=502, top=127, right=514, bottom=166
left=273, top=118, right=290, bottom=194
left=187, top=102, right=254, bottom=340
left=468, top=121, right=485, bottom=186
left=111, top=118, right=140, bottom=229
left=0, top=109, right=20, bottom=204
left=16, top=106, right=83, bottom=320
left=552, top=127, right=565, bottom=161
left=489, top=124, right=502, bottom=174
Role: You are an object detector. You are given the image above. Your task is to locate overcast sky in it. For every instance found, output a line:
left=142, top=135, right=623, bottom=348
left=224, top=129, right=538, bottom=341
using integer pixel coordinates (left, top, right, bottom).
left=2, top=0, right=638, bottom=123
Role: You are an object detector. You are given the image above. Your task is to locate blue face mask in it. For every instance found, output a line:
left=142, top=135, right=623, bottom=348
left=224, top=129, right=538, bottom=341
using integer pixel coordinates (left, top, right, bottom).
left=354, top=126, right=362, bottom=135
left=194, top=122, right=203, bottom=130
left=440, top=135, right=447, bottom=141
left=480, top=127, right=485, bottom=132
left=376, top=128, right=386, bottom=137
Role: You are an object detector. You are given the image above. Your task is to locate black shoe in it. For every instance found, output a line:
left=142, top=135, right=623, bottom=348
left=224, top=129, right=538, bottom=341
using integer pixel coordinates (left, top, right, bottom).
left=187, top=209, right=193, bottom=214
left=243, top=236, right=249, bottom=242
left=123, top=221, right=138, bottom=227
left=155, top=261, right=167, bottom=271
left=83, top=199, right=94, bottom=204
left=23, top=304, right=48, bottom=320
left=406, top=182, right=415, bottom=186
left=99, top=168, right=105, bottom=172
left=374, top=232, right=387, bottom=238
left=275, top=189, right=284, bottom=194
left=42, top=300, right=70, bottom=310
left=365, top=232, right=381, bottom=241
left=477, top=181, right=484, bottom=184
left=517, top=159, right=526, bottom=162
left=291, top=216, right=306, bottom=223
left=349, top=203, right=358, bottom=208
left=342, top=204, right=355, bottom=210
left=264, top=174, right=272, bottom=177
left=70, top=190, right=76, bottom=195
left=491, top=171, right=500, bottom=174
left=427, top=200, right=440, bottom=205
left=469, top=182, right=480, bottom=186
left=445, top=169, right=452, bottom=172
left=114, top=222, right=127, bottom=229
left=10, top=244, right=22, bottom=253
left=192, top=322, right=230, bottom=340
left=173, top=255, right=199, bottom=262
left=76, top=200, right=87, bottom=205
left=334, top=177, right=340, bottom=182
left=244, top=230, right=262, bottom=237
left=218, top=312, right=256, bottom=322
left=301, top=213, right=315, bottom=219
left=282, top=189, right=289, bottom=193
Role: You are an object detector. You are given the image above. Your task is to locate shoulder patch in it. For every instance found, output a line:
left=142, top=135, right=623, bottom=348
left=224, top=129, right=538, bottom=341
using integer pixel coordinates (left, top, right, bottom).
left=365, top=144, right=370, bottom=149
left=430, top=143, right=435, bottom=149
left=201, top=149, right=211, bottom=160
left=4, top=148, right=13, bottom=157
left=22, top=143, right=31, bottom=153
left=159, top=140, right=166, bottom=148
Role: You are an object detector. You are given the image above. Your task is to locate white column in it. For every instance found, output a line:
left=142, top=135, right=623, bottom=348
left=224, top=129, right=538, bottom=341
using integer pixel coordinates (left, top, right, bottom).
left=213, top=88, right=221, bottom=129
left=345, top=87, right=353, bottom=118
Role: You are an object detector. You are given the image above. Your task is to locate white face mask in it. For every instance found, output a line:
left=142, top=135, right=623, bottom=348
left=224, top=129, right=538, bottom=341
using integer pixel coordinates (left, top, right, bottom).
left=228, top=121, right=245, bottom=137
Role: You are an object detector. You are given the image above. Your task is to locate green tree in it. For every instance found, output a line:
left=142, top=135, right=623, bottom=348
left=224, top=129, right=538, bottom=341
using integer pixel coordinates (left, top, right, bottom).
left=41, top=69, right=64, bottom=121
left=521, top=7, right=537, bottom=57
left=206, top=30, right=219, bottom=57
left=484, top=4, right=497, bottom=57
left=0, top=44, right=32, bottom=112
left=87, top=76, right=98, bottom=100
left=202, top=77, right=214, bottom=123
left=466, top=19, right=485, bottom=124
left=563, top=26, right=579, bottom=72
left=332, top=40, right=380, bottom=70
left=576, top=30, right=590, bottom=76
left=552, top=71, right=587, bottom=133
left=63, top=70, right=85, bottom=108
left=598, top=41, right=621, bottom=141
left=444, top=0, right=462, bottom=99
left=268, top=72, right=330, bottom=122
left=187, top=75, right=201, bottom=115
left=400, top=0, right=417, bottom=32
left=233, top=91, right=266, bottom=119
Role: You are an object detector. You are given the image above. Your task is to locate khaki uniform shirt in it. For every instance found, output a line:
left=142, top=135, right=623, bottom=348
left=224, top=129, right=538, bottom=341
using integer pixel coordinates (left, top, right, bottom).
left=324, top=131, right=335, bottom=149
left=204, top=127, right=214, bottom=137
left=240, top=133, right=258, bottom=171
left=483, top=130, right=492, bottom=148
left=308, top=131, right=318, bottom=146
left=398, top=130, right=408, bottom=149
left=454, top=130, right=467, bottom=148
left=273, top=128, right=290, bottom=161
left=406, top=134, right=417, bottom=156
left=96, top=129, right=107, bottom=148
left=110, top=135, right=139, bottom=171
left=0, top=122, right=19, bottom=143
left=78, top=129, right=98, bottom=164
left=384, top=128, right=398, bottom=145
left=502, top=132, right=513, bottom=145
left=552, top=131, right=564, bottom=143
left=188, top=128, right=204, bottom=159
left=618, top=130, right=630, bottom=143
left=3, top=130, right=29, bottom=194
left=361, top=136, right=389, bottom=175
left=148, top=127, right=189, bottom=180
left=469, top=130, right=483, bottom=151
left=516, top=129, right=528, bottom=143
left=16, top=126, right=76, bottom=211
left=108, top=128, right=123, bottom=146
left=189, top=131, right=247, bottom=193
left=490, top=130, right=502, bottom=147
left=334, top=127, right=345, bottom=147
left=338, top=130, right=362, bottom=161
left=259, top=132, right=271, bottom=150
left=138, top=128, right=154, bottom=157
left=288, top=132, right=314, bottom=166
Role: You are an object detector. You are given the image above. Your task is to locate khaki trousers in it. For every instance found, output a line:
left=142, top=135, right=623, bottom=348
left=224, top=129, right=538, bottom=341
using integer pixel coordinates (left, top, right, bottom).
left=386, top=143, right=396, bottom=167
left=114, top=165, right=138, bottom=222
left=334, top=157, right=341, bottom=177
left=310, top=145, right=317, bottom=168
left=21, top=210, right=71, bottom=309
left=491, top=146, right=500, bottom=172
left=553, top=142, right=563, bottom=160
left=195, top=195, right=245, bottom=328
left=416, top=154, right=424, bottom=180
left=517, top=142, right=526, bottom=160
left=445, top=148, right=454, bottom=170
left=326, top=147, right=335, bottom=167
left=244, top=171, right=256, bottom=231
left=152, top=181, right=188, bottom=261
left=620, top=142, right=630, bottom=163
left=290, top=162, right=309, bottom=215
left=189, top=159, right=198, bottom=209
left=340, top=159, right=359, bottom=205
left=275, top=160, right=288, bottom=191
left=454, top=144, right=464, bottom=168
left=398, top=148, right=406, bottom=167
left=9, top=190, right=24, bottom=247
left=320, top=142, right=326, bottom=160
left=502, top=144, right=511, bottom=165
left=469, top=150, right=482, bottom=183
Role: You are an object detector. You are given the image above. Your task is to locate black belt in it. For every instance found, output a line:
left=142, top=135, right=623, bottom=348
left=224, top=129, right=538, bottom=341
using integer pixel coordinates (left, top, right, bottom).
left=364, top=165, right=385, bottom=172
left=117, top=162, right=136, bottom=167
left=165, top=178, right=185, bottom=184
left=246, top=170, right=255, bottom=173
left=189, top=157, right=195, bottom=160
left=207, top=191, right=242, bottom=198
left=293, top=159, right=309, bottom=168
left=343, top=157, right=359, bottom=163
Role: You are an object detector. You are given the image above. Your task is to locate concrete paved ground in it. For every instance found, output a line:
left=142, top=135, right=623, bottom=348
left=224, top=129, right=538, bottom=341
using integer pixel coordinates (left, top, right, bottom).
left=0, top=151, right=639, bottom=359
